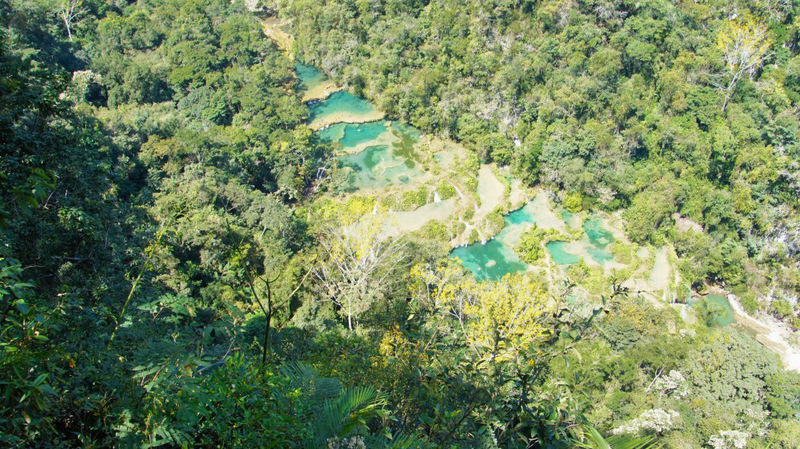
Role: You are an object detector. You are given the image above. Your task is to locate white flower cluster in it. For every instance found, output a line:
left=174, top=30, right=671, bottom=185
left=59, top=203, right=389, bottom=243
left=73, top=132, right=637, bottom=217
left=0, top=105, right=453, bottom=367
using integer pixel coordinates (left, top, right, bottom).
left=653, top=370, right=689, bottom=398
left=327, top=435, right=367, bottom=449
left=611, top=409, right=681, bottom=435
left=708, top=430, right=748, bottom=449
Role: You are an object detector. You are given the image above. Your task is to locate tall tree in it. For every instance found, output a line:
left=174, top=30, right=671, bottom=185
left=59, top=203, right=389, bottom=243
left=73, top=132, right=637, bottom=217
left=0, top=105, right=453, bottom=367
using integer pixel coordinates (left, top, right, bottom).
left=56, top=0, right=86, bottom=41
left=717, top=15, right=772, bottom=112
left=315, top=212, right=406, bottom=331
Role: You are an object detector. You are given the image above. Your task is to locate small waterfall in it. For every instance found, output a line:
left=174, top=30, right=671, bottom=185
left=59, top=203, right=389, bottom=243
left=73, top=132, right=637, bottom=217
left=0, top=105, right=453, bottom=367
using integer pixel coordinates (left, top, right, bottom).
left=433, top=191, right=442, bottom=203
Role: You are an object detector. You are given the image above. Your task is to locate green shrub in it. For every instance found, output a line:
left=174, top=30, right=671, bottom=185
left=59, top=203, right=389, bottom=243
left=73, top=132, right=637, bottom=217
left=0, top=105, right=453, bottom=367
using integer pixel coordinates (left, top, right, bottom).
left=515, top=226, right=546, bottom=264
left=486, top=210, right=505, bottom=234
left=436, top=181, right=457, bottom=200
left=398, top=187, right=429, bottom=210
left=463, top=205, right=475, bottom=221
left=770, top=299, right=793, bottom=319
left=514, top=224, right=567, bottom=264
left=564, top=192, right=583, bottom=212
left=419, top=220, right=449, bottom=242
left=738, top=292, right=760, bottom=315
left=610, top=241, right=635, bottom=265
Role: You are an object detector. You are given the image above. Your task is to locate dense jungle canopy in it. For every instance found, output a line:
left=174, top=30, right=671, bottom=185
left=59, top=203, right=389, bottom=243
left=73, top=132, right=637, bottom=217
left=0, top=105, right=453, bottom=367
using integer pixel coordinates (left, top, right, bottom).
left=1, top=0, right=799, bottom=447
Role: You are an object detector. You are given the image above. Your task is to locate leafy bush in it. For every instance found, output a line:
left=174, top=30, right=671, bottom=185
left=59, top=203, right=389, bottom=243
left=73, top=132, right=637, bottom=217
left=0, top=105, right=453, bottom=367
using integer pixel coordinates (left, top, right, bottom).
left=397, top=187, right=429, bottom=210
left=564, top=192, right=583, bottom=212
left=436, top=181, right=457, bottom=200
left=770, top=299, right=793, bottom=319
left=738, top=292, right=760, bottom=315
left=514, top=224, right=566, bottom=264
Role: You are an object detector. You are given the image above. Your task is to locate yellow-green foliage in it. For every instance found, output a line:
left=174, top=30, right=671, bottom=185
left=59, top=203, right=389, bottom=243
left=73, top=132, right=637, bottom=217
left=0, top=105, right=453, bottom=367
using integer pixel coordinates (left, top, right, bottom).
left=566, top=258, right=591, bottom=283
left=564, top=192, right=583, bottom=212
left=501, top=200, right=513, bottom=215
left=611, top=268, right=632, bottom=282
left=464, top=274, right=547, bottom=365
left=464, top=176, right=478, bottom=194
left=306, top=195, right=377, bottom=229
left=486, top=209, right=505, bottom=234
left=610, top=241, right=635, bottom=265
left=717, top=15, right=771, bottom=76
left=463, top=204, right=476, bottom=221
left=582, top=264, right=609, bottom=293
left=494, top=166, right=511, bottom=191
left=451, top=219, right=466, bottom=237
left=564, top=225, right=584, bottom=241
left=463, top=152, right=480, bottom=173
left=416, top=220, right=450, bottom=243
left=514, top=224, right=566, bottom=264
left=396, top=186, right=429, bottom=210
left=436, top=181, right=457, bottom=200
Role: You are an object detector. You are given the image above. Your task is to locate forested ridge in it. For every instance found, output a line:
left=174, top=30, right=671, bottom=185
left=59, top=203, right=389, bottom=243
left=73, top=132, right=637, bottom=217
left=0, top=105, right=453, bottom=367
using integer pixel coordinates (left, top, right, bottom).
left=0, top=0, right=798, bottom=448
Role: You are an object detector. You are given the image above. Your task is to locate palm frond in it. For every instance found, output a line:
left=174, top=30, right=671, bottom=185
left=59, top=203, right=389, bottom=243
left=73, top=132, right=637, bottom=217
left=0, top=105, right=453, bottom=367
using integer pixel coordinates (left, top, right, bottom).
left=311, top=384, right=388, bottom=447
left=604, top=434, right=661, bottom=449
left=281, top=362, right=422, bottom=448
left=578, top=425, right=661, bottom=449
left=363, top=432, right=431, bottom=449
left=280, top=360, right=342, bottom=405
left=387, top=433, right=431, bottom=449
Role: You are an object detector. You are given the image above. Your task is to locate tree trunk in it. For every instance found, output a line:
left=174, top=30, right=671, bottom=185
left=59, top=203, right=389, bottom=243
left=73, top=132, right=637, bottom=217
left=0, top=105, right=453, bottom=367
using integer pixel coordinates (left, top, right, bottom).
left=347, top=300, right=353, bottom=331
left=64, top=19, right=72, bottom=41
left=262, top=278, right=273, bottom=365
left=722, top=71, right=740, bottom=113
left=249, top=279, right=272, bottom=365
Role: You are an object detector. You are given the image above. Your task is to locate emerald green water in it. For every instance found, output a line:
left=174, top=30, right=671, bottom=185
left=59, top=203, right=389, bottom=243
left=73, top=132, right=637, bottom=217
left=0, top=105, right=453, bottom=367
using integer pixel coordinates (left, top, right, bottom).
left=317, top=123, right=347, bottom=143
left=339, top=144, right=420, bottom=189
left=332, top=121, right=423, bottom=189
left=453, top=205, right=621, bottom=278
left=318, top=121, right=389, bottom=148
left=451, top=222, right=529, bottom=282
left=308, top=91, right=376, bottom=124
left=689, top=294, right=735, bottom=327
left=554, top=216, right=613, bottom=265
left=451, top=239, right=527, bottom=282
left=393, top=122, right=422, bottom=141
left=546, top=217, right=615, bottom=266
left=505, top=202, right=537, bottom=226
left=709, top=294, right=735, bottom=326
left=451, top=203, right=540, bottom=281
left=584, top=217, right=614, bottom=249
left=561, top=210, right=576, bottom=228
left=296, top=64, right=423, bottom=189
left=296, top=63, right=327, bottom=92
left=546, top=241, right=581, bottom=265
